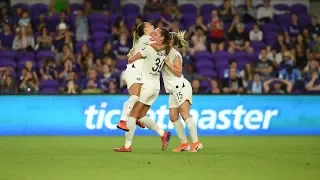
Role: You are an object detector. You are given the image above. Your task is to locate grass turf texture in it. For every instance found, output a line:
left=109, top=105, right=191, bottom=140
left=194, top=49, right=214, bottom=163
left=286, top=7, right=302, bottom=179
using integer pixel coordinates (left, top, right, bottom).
left=0, top=136, right=320, bottom=180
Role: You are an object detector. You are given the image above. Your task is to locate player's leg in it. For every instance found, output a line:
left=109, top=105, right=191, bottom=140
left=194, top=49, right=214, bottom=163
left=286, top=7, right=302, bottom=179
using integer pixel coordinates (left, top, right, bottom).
left=179, top=101, right=203, bottom=152
left=137, top=89, right=171, bottom=151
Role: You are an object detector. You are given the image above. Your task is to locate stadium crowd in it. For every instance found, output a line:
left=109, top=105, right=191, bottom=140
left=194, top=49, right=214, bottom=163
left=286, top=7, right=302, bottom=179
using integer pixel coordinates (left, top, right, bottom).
left=0, top=0, right=320, bottom=94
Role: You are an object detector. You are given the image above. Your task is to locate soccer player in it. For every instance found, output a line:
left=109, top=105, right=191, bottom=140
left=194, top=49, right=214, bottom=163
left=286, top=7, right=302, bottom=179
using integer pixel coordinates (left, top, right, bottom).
left=114, top=28, right=172, bottom=152
left=162, top=31, right=203, bottom=152
left=117, top=22, right=156, bottom=132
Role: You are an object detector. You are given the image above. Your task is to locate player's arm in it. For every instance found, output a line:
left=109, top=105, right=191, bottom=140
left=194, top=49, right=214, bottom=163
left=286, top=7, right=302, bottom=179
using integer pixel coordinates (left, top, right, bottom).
left=165, top=55, right=182, bottom=77
left=128, top=46, right=151, bottom=63
left=128, top=52, right=143, bottom=63
left=150, top=43, right=165, bottom=51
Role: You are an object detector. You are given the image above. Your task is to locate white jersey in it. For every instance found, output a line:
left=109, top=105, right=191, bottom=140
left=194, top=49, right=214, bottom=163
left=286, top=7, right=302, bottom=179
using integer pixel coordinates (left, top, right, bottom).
left=139, top=45, right=166, bottom=90
left=162, top=48, right=184, bottom=93
left=127, top=35, right=155, bottom=72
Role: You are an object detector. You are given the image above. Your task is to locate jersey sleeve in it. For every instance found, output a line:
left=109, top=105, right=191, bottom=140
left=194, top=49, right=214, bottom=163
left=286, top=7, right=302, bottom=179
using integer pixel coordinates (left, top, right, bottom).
left=140, top=35, right=156, bottom=45
left=139, top=45, right=153, bottom=57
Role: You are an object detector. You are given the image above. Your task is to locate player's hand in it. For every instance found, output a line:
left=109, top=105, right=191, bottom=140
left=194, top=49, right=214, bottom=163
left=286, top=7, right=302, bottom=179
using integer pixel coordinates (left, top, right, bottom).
left=165, top=56, right=170, bottom=64
left=127, top=48, right=135, bottom=57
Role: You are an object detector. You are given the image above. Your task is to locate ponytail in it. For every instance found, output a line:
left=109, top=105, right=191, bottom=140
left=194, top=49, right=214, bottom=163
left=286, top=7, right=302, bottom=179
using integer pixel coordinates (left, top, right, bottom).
left=132, top=31, right=139, bottom=48
left=176, top=30, right=189, bottom=48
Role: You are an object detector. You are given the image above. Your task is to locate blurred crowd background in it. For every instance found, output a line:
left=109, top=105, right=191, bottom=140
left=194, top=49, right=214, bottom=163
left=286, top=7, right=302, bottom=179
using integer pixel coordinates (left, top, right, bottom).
left=0, top=0, right=319, bottom=94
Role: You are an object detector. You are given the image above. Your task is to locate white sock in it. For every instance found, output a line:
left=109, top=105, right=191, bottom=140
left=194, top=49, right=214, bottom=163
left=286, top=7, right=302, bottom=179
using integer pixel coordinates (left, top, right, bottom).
left=139, top=116, right=165, bottom=137
left=120, top=95, right=139, bottom=121
left=124, top=117, right=137, bottom=148
left=185, top=117, right=199, bottom=143
left=172, top=120, right=188, bottom=144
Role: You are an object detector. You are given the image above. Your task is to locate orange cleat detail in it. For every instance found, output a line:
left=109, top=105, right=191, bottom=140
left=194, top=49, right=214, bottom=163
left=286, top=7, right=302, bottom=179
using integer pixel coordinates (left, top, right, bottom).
left=189, top=141, right=203, bottom=152
left=161, top=132, right=172, bottom=151
left=172, top=143, right=190, bottom=152
left=113, top=146, right=132, bottom=152
left=117, top=120, right=129, bottom=132
left=136, top=120, right=146, bottom=128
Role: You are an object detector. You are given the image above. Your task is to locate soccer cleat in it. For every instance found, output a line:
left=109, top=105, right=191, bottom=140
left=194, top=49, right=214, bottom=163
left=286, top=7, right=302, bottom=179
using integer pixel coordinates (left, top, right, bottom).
left=172, top=143, right=190, bottom=152
left=117, top=120, right=129, bottom=132
left=136, top=120, right=146, bottom=129
left=113, top=146, right=132, bottom=152
left=189, top=141, right=203, bottom=152
left=161, top=132, right=172, bottom=151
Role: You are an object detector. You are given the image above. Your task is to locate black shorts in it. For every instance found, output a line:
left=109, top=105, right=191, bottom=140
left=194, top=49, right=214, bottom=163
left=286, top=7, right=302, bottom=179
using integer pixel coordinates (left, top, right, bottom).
left=210, top=37, right=225, bottom=44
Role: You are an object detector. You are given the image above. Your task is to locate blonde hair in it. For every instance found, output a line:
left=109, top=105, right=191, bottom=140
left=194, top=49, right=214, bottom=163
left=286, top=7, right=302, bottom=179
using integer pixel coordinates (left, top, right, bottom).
left=171, top=30, right=189, bottom=48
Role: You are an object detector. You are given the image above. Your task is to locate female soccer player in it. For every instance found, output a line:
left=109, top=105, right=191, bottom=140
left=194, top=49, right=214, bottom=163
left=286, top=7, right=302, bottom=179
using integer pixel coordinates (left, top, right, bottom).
left=117, top=22, right=156, bottom=131
left=162, top=31, right=203, bottom=152
left=114, top=28, right=172, bottom=152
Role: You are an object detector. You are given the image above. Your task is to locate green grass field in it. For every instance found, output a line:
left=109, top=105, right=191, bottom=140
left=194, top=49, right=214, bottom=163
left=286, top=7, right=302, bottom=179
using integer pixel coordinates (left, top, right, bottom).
left=0, top=136, right=320, bottom=180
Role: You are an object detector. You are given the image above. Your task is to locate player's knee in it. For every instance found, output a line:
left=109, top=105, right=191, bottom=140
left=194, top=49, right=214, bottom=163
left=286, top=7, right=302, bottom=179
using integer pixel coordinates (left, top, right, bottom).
left=129, top=95, right=139, bottom=103
left=170, top=114, right=179, bottom=121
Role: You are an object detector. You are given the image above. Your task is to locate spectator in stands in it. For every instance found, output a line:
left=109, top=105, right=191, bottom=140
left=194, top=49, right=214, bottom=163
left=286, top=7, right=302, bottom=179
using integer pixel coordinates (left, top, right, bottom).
left=257, top=0, right=274, bottom=24
left=1, top=75, right=16, bottom=94
left=249, top=24, right=263, bottom=42
left=294, top=34, right=309, bottom=69
left=163, top=0, right=181, bottom=21
left=77, top=43, right=93, bottom=69
left=273, top=33, right=290, bottom=53
left=155, top=18, right=172, bottom=30
left=36, top=13, right=47, bottom=32
left=222, top=68, right=244, bottom=94
left=81, top=68, right=101, bottom=90
left=40, top=58, right=57, bottom=80
left=308, top=15, right=320, bottom=41
left=189, top=16, right=208, bottom=35
left=82, top=79, right=102, bottom=94
left=275, top=45, right=289, bottom=68
left=228, top=23, right=253, bottom=54
left=189, top=26, right=207, bottom=55
left=75, top=7, right=89, bottom=42
left=54, top=22, right=73, bottom=52
left=0, top=6, right=13, bottom=29
left=19, top=71, right=39, bottom=94
left=206, top=79, right=221, bottom=94
left=312, top=36, right=320, bottom=59
left=302, top=28, right=312, bottom=43
left=305, top=59, right=320, bottom=91
left=25, top=61, right=39, bottom=83
left=13, top=7, right=23, bottom=29
left=185, top=64, right=201, bottom=82
left=224, top=60, right=240, bottom=78
left=83, top=0, right=92, bottom=15
left=0, top=67, right=12, bottom=83
left=192, top=79, right=203, bottom=94
left=255, top=48, right=274, bottom=80
left=286, top=13, right=300, bottom=41
left=171, top=21, right=181, bottom=33
left=36, top=26, right=54, bottom=51
left=100, top=64, right=117, bottom=92
left=208, top=10, right=224, bottom=53
left=263, top=78, right=292, bottom=94
left=144, top=0, right=163, bottom=15
left=96, top=42, right=116, bottom=65
left=279, top=61, right=303, bottom=88
left=259, top=45, right=274, bottom=61
left=49, top=0, right=70, bottom=15
left=65, top=80, right=78, bottom=94
left=12, top=25, right=35, bottom=52
left=60, top=71, right=79, bottom=91
left=238, top=0, right=257, bottom=23
left=0, top=23, right=14, bottom=49
left=219, top=0, right=236, bottom=23
left=247, top=73, right=263, bottom=94
left=240, top=63, right=253, bottom=87
left=112, top=17, right=129, bottom=41
left=227, top=14, right=242, bottom=35
left=107, top=80, right=119, bottom=94
left=113, top=33, right=131, bottom=60
left=18, top=11, right=31, bottom=28
left=180, top=47, right=192, bottom=66
left=0, top=0, right=10, bottom=8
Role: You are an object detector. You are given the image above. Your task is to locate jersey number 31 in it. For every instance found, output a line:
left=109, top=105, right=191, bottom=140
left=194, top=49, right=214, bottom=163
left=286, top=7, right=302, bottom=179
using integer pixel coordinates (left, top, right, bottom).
left=152, top=58, right=165, bottom=72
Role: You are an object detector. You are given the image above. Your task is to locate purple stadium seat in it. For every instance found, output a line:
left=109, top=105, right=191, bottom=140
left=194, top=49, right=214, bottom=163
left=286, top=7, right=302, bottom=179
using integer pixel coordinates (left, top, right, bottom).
left=212, top=51, right=229, bottom=62
left=200, top=69, right=217, bottom=79
left=90, top=23, right=108, bottom=32
left=17, top=52, right=35, bottom=62
left=0, top=50, right=15, bottom=60
left=110, top=0, right=121, bottom=10
left=89, top=13, right=107, bottom=23
left=180, top=4, right=197, bottom=15
left=251, top=41, right=266, bottom=51
left=291, top=3, right=308, bottom=14
left=196, top=59, right=214, bottom=70
left=75, top=42, right=93, bottom=53
left=264, top=32, right=278, bottom=45
left=194, top=51, right=212, bottom=60
left=232, top=51, right=249, bottom=63
left=200, top=80, right=210, bottom=89
left=91, top=32, right=109, bottom=41
left=108, top=14, right=121, bottom=26
left=17, top=59, right=34, bottom=70
left=70, top=3, right=82, bottom=13
left=12, top=3, right=29, bottom=11
left=298, top=14, right=311, bottom=28
left=200, top=3, right=216, bottom=16
left=183, top=14, right=197, bottom=29
left=123, top=3, right=140, bottom=17
left=93, top=40, right=105, bottom=55
left=262, top=23, right=280, bottom=33
left=0, top=59, right=16, bottom=69
left=245, top=23, right=254, bottom=32
left=273, top=4, right=290, bottom=11
left=309, top=41, right=316, bottom=49
left=203, top=14, right=212, bottom=25
left=146, top=13, right=162, bottom=21
left=40, top=79, right=59, bottom=89
left=40, top=88, right=59, bottom=94
left=276, top=14, right=291, bottom=29
left=30, top=3, right=48, bottom=16
left=36, top=50, right=55, bottom=61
